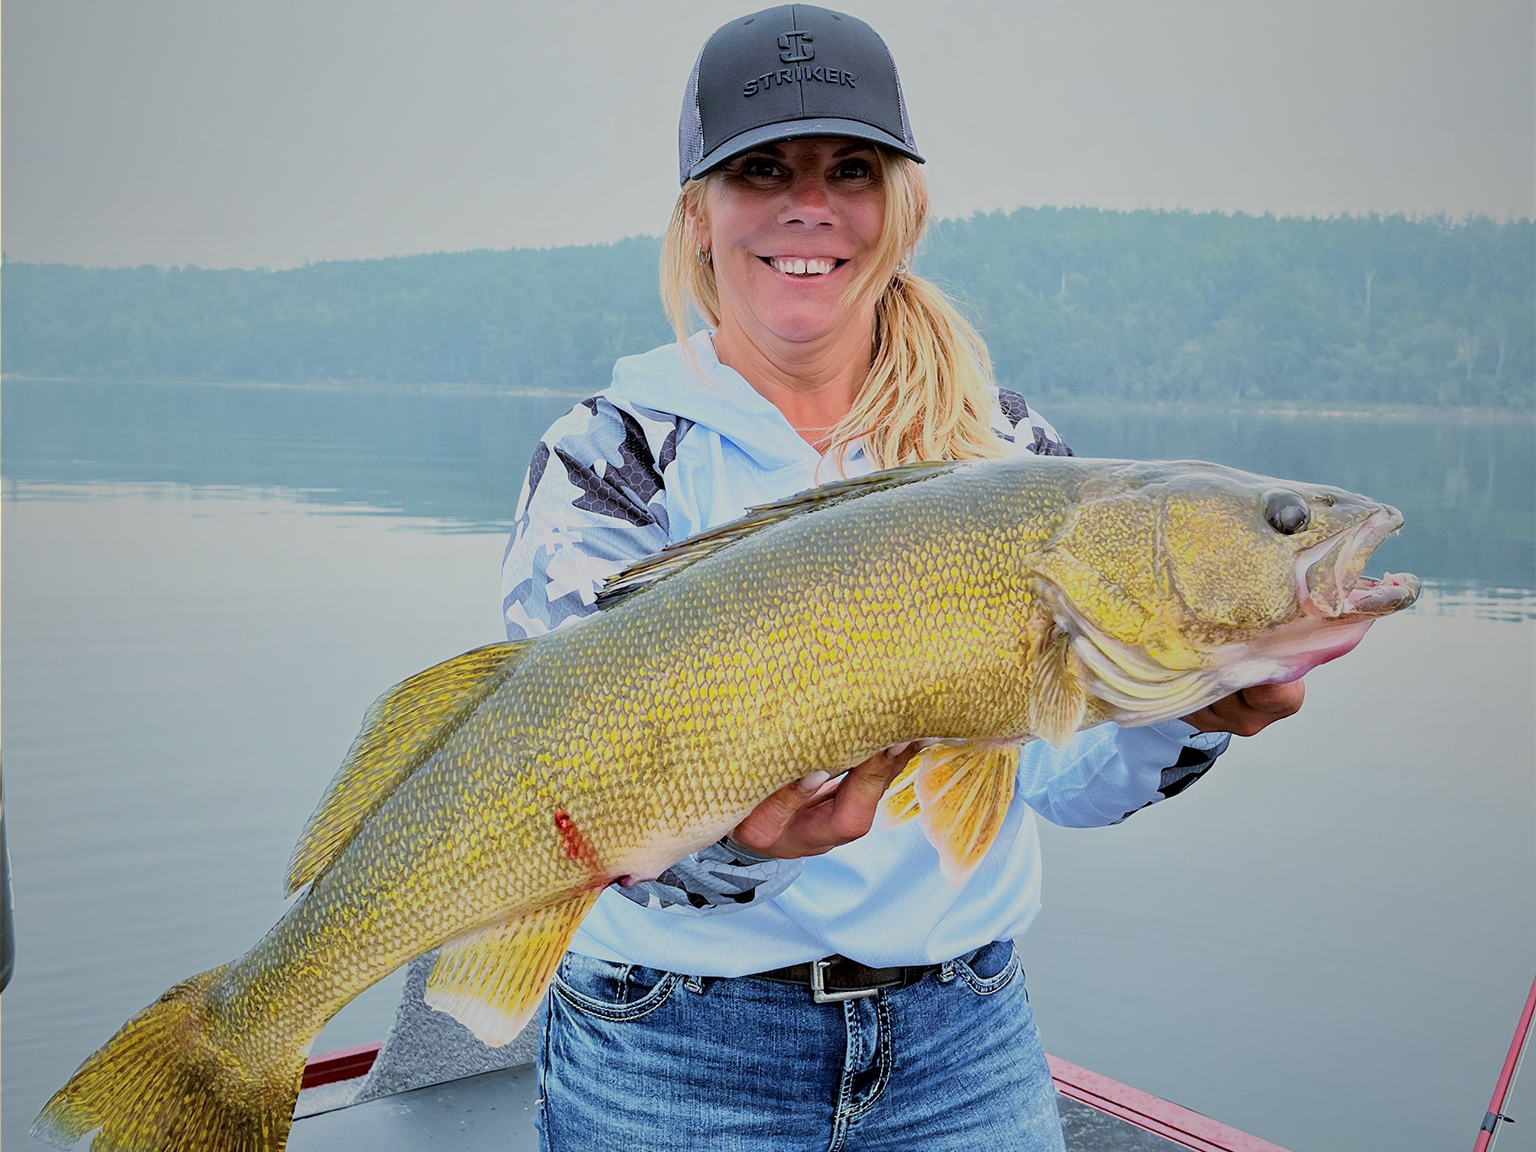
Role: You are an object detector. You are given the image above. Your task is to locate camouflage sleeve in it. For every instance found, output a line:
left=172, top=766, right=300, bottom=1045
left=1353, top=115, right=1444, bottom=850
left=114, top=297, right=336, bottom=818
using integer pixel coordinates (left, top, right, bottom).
left=502, top=397, right=803, bottom=914
left=994, top=388, right=1074, bottom=457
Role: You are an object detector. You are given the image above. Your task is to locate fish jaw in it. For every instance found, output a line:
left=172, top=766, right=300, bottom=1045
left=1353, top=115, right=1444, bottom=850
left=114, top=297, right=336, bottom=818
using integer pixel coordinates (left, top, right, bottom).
left=1296, top=504, right=1419, bottom=619
left=1217, top=508, right=1421, bottom=688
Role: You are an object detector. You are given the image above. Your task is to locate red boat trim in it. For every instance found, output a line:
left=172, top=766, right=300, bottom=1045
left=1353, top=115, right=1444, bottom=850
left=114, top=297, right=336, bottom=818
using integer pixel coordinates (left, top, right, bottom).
left=301, top=1042, right=1289, bottom=1150
left=302, top=1043, right=381, bottom=1090
left=1474, top=974, right=1536, bottom=1152
left=1047, top=1056, right=1294, bottom=1152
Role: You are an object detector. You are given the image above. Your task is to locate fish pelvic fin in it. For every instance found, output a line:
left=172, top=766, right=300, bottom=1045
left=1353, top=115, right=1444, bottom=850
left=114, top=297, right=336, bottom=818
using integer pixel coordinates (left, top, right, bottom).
left=906, top=740, right=1022, bottom=886
left=286, top=639, right=534, bottom=894
left=32, top=964, right=307, bottom=1152
left=597, top=462, right=960, bottom=608
left=424, top=890, right=600, bottom=1047
left=876, top=755, right=923, bottom=829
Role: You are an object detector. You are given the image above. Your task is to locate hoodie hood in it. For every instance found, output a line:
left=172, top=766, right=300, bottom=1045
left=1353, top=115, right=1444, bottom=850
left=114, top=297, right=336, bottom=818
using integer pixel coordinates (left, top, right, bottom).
left=607, top=331, right=835, bottom=474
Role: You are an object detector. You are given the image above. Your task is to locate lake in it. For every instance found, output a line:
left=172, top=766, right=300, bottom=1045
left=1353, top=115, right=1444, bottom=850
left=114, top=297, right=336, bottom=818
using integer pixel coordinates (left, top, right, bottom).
left=3, top=379, right=1532, bottom=1151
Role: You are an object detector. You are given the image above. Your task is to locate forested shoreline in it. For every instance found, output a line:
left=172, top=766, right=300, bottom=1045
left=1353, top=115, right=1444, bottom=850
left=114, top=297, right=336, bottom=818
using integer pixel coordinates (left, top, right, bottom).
left=3, top=207, right=1531, bottom=408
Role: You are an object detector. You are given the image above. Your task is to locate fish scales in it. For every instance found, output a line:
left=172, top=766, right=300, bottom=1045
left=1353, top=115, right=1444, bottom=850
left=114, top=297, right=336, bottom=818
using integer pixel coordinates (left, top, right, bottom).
left=34, top=456, right=1421, bottom=1152
left=238, top=465, right=1066, bottom=1033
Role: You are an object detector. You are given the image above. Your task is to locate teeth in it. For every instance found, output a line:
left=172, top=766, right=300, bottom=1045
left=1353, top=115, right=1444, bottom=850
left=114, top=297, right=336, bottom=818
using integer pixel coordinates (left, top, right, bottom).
left=770, top=257, right=836, bottom=275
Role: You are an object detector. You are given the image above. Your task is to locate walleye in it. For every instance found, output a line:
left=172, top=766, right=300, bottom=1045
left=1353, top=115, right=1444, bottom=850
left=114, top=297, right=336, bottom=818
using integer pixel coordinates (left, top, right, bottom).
left=36, top=456, right=1419, bottom=1151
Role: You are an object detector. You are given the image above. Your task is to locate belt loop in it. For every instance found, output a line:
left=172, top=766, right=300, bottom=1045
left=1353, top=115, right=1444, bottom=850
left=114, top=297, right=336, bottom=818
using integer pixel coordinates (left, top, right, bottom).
left=683, top=974, right=705, bottom=994
left=938, top=960, right=956, bottom=983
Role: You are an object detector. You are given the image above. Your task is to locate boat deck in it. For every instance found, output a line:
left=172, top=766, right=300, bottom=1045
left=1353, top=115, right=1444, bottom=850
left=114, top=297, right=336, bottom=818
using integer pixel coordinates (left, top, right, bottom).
left=289, top=1055, right=1267, bottom=1152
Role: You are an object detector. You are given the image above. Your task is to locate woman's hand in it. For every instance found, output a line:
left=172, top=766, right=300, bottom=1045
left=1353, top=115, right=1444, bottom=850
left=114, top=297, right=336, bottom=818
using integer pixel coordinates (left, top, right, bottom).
left=1180, top=680, right=1306, bottom=736
left=729, top=745, right=920, bottom=860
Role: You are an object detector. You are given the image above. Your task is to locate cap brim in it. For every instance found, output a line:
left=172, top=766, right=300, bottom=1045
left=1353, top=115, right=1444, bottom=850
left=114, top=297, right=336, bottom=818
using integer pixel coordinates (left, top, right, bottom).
left=688, top=118, right=924, bottom=182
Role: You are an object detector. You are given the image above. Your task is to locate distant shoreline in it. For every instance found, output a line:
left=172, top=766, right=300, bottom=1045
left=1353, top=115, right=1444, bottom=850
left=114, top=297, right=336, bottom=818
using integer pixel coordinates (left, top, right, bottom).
left=3, top=372, right=1529, bottom=424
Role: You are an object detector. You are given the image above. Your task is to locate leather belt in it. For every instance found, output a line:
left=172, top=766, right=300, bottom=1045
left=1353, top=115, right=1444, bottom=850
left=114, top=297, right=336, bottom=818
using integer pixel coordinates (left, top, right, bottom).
left=749, top=955, right=941, bottom=1003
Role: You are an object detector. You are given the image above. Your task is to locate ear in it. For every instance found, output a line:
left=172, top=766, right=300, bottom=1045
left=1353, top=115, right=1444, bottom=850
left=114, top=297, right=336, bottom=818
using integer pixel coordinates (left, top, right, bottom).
left=1024, top=601, right=1088, bottom=748
left=685, top=194, right=711, bottom=253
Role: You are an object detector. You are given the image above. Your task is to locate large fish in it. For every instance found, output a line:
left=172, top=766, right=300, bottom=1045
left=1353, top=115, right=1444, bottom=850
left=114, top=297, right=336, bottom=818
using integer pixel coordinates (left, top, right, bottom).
left=36, top=457, right=1419, bottom=1151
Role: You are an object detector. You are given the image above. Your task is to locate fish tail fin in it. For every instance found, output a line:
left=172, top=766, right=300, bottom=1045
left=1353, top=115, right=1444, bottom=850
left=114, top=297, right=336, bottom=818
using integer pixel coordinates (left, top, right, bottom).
left=32, top=964, right=308, bottom=1152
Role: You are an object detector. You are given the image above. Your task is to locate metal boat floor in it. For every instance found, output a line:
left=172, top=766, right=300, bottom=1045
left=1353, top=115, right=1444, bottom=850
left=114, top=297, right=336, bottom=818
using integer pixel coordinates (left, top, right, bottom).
left=290, top=1065, right=1184, bottom=1151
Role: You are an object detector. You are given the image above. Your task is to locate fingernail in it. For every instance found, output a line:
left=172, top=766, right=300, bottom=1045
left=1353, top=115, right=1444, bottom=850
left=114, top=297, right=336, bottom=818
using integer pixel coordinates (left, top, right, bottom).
left=797, top=770, right=832, bottom=793
left=889, top=742, right=913, bottom=757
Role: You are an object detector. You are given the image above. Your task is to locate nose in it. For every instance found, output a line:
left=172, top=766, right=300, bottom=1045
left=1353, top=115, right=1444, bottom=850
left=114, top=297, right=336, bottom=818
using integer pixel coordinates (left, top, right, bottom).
left=779, top=172, right=836, bottom=228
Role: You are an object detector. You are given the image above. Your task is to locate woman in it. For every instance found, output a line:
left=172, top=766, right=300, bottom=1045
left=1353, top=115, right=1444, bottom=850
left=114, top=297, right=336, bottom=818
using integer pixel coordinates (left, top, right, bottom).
left=387, top=7, right=1303, bottom=1148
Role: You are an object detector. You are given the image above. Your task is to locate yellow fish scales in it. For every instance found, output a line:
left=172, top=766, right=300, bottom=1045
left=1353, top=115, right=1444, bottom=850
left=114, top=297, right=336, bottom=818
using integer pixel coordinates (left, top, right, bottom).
left=35, top=456, right=1419, bottom=1152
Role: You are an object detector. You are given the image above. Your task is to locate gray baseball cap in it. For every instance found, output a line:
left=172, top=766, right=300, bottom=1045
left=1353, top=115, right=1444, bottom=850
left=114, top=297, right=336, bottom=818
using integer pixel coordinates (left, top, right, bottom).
left=678, top=5, right=924, bottom=185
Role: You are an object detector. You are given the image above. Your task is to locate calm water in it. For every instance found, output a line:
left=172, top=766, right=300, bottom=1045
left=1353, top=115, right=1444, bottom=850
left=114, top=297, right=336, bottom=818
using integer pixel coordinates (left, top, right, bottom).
left=3, top=380, right=1533, bottom=1151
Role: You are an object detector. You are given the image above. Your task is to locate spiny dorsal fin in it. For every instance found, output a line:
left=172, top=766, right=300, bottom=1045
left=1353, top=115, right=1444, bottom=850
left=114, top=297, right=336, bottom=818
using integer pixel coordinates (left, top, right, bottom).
left=285, top=640, right=534, bottom=894
left=596, top=461, right=960, bottom=609
left=425, top=890, right=600, bottom=1046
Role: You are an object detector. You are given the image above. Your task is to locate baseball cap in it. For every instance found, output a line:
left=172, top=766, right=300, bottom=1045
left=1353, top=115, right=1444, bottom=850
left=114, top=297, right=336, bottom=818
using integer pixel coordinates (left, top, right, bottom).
left=678, top=5, right=924, bottom=185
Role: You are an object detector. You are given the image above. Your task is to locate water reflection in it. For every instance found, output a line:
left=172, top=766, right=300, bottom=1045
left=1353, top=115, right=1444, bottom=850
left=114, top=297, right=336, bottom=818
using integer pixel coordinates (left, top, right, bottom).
left=4, top=379, right=1532, bottom=609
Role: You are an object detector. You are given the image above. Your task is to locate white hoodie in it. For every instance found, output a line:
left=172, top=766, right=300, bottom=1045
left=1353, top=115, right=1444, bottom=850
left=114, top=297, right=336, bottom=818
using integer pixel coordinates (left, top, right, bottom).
left=500, top=331, right=1227, bottom=974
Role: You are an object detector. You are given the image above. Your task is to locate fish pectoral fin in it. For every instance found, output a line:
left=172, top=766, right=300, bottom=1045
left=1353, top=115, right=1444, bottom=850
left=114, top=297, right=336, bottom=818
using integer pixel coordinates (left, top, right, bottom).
left=912, top=741, right=1022, bottom=886
left=1025, top=619, right=1088, bottom=748
left=286, top=639, right=535, bottom=895
left=424, top=891, right=599, bottom=1047
left=876, top=755, right=923, bottom=829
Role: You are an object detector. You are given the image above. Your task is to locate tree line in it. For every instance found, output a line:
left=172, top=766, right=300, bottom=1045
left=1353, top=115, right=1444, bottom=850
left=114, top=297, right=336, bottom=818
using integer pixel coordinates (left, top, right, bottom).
left=3, top=207, right=1531, bottom=408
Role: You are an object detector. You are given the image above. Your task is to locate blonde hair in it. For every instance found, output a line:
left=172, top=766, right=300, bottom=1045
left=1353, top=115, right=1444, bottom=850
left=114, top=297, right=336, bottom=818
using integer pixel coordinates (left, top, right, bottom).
left=659, top=152, right=1010, bottom=469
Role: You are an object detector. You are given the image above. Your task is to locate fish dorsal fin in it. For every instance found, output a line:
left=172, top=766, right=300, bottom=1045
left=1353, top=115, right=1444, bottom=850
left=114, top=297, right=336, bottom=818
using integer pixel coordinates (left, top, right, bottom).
left=285, top=640, right=533, bottom=894
left=425, top=890, right=600, bottom=1046
left=881, top=740, right=1022, bottom=885
left=596, top=461, right=960, bottom=609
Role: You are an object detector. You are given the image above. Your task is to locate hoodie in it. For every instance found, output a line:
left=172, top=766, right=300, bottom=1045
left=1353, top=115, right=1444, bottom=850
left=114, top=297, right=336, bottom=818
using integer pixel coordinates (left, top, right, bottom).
left=499, top=331, right=1227, bottom=973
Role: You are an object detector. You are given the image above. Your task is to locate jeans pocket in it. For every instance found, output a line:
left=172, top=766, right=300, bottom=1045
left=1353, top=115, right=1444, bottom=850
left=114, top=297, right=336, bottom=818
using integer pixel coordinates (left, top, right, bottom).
left=950, top=940, right=1022, bottom=996
left=552, top=952, right=684, bottom=1023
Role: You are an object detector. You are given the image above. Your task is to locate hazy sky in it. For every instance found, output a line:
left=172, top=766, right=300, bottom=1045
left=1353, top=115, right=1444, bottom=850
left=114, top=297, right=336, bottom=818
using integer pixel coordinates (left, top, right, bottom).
left=3, top=0, right=1532, bottom=269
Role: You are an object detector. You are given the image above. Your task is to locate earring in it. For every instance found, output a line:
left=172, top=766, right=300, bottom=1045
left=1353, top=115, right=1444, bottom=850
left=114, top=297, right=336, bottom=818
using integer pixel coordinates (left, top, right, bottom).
left=696, top=246, right=712, bottom=265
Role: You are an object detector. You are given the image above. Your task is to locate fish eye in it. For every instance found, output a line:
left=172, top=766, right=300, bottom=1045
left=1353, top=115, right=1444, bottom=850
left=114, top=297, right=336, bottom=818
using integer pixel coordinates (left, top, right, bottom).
left=1263, top=491, right=1311, bottom=535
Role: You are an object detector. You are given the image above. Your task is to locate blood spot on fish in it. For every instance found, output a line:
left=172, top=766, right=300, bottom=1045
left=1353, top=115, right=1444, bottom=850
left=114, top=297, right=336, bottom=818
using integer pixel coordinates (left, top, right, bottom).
left=554, top=809, right=604, bottom=878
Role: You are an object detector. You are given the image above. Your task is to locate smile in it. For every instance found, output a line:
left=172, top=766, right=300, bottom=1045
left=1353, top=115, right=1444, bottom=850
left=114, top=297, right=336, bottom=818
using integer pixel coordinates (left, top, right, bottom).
left=759, top=256, right=846, bottom=277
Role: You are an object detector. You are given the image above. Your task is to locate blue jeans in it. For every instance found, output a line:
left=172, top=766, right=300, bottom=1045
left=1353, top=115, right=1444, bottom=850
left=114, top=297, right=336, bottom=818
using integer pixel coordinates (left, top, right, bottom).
left=536, top=939, right=1067, bottom=1152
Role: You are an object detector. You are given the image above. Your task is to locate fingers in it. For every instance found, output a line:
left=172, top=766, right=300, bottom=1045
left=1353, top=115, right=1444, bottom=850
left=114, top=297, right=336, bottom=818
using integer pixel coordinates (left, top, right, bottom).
left=730, top=774, right=829, bottom=854
left=730, top=745, right=920, bottom=859
left=1182, top=678, right=1306, bottom=736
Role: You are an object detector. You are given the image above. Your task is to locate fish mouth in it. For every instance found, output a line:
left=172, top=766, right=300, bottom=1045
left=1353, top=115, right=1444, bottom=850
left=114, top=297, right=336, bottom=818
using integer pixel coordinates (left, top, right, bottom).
left=1296, top=505, right=1421, bottom=619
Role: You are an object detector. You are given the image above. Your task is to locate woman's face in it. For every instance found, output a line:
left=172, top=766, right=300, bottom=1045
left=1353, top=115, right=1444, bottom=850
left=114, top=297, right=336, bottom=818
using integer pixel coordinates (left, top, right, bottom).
left=694, top=137, right=886, bottom=346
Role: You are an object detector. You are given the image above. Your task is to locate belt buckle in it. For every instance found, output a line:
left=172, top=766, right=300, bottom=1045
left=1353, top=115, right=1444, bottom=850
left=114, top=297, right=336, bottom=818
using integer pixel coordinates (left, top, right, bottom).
left=810, top=958, right=881, bottom=1004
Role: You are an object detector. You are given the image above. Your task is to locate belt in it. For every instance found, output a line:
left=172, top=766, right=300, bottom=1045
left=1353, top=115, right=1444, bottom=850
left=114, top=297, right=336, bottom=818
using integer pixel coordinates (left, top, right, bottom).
left=749, top=955, right=942, bottom=1003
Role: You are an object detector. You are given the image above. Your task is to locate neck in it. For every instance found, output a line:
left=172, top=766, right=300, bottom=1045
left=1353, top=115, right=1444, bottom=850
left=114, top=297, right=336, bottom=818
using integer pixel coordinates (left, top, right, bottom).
left=711, top=310, right=875, bottom=449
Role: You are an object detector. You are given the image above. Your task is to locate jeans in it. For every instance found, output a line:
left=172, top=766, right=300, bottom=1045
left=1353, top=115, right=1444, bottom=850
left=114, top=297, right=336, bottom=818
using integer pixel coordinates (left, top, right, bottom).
left=536, top=939, right=1067, bottom=1152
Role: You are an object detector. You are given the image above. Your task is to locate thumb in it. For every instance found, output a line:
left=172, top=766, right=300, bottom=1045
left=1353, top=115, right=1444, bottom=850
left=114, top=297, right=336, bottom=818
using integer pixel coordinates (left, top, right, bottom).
left=731, top=771, right=832, bottom=852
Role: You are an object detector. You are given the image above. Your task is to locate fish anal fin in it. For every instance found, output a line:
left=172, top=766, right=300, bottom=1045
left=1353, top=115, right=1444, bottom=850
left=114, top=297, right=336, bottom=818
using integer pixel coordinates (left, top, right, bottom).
left=911, top=740, right=1021, bottom=886
left=285, top=640, right=534, bottom=894
left=597, top=462, right=959, bottom=608
left=876, top=755, right=923, bottom=829
left=425, top=891, right=599, bottom=1047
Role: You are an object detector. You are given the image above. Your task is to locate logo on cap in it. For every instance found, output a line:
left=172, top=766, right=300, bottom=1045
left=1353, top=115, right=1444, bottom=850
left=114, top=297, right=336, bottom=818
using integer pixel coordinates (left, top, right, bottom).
left=777, top=30, right=815, bottom=62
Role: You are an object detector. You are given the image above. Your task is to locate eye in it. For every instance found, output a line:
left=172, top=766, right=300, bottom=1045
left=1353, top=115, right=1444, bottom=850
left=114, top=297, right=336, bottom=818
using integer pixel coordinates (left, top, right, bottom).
left=831, top=158, right=875, bottom=184
left=1263, top=490, right=1311, bottom=535
left=734, top=156, right=788, bottom=185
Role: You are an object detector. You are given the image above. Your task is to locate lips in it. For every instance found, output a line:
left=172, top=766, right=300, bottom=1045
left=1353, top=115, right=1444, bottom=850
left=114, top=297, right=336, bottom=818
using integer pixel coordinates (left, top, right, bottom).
left=1297, top=505, right=1421, bottom=618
